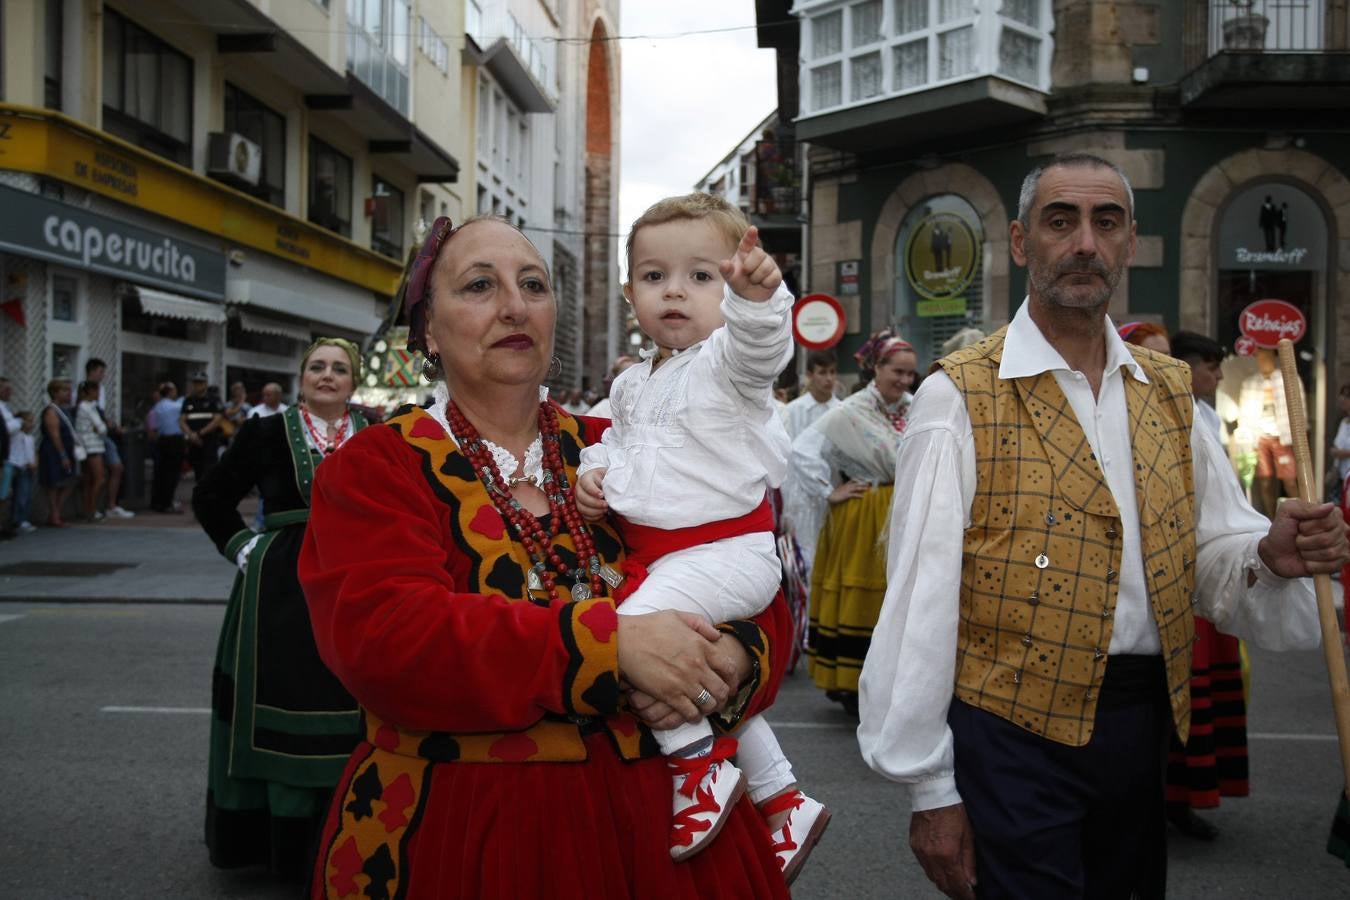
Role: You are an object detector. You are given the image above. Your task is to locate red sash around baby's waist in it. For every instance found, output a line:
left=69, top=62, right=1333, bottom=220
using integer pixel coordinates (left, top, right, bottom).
left=616, top=498, right=775, bottom=569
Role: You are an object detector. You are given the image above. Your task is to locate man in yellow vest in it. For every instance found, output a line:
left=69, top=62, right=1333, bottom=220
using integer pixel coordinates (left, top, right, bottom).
left=857, top=154, right=1345, bottom=899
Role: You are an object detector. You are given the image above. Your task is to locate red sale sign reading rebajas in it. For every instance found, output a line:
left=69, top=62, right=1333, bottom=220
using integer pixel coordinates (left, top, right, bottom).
left=1238, top=299, right=1306, bottom=348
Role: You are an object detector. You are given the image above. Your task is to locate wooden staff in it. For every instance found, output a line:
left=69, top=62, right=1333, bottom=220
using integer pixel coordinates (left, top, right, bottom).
left=1277, top=337, right=1350, bottom=801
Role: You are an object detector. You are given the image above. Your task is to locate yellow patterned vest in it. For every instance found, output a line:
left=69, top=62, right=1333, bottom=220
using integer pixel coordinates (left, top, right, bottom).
left=938, top=327, right=1197, bottom=747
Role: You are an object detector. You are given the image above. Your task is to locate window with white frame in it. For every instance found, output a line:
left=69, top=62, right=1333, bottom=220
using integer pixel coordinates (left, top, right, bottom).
left=493, top=89, right=506, bottom=165
left=419, top=190, right=436, bottom=235
left=518, top=120, right=528, bottom=183
left=799, top=0, right=1051, bottom=116
left=477, top=78, right=491, bottom=158
left=476, top=72, right=531, bottom=220
left=52, top=343, right=82, bottom=383
left=418, top=16, right=450, bottom=74
left=370, top=175, right=405, bottom=258
left=51, top=274, right=79, bottom=323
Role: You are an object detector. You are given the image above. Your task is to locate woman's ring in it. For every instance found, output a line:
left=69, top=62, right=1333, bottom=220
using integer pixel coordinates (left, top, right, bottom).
left=694, top=688, right=713, bottom=708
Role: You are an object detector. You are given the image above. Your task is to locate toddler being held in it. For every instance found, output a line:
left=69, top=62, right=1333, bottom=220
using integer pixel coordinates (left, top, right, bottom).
left=576, top=193, right=829, bottom=883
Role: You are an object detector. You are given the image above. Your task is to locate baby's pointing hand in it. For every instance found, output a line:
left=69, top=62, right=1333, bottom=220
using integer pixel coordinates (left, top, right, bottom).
left=719, top=226, right=782, bottom=303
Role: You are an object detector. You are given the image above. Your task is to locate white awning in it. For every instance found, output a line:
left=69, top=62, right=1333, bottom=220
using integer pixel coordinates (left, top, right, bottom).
left=226, top=279, right=382, bottom=336
left=136, top=286, right=228, bottom=324
left=237, top=310, right=313, bottom=344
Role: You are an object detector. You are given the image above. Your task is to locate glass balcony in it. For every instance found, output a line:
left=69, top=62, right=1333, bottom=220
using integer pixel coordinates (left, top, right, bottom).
left=467, top=0, right=483, bottom=44
left=469, top=4, right=557, bottom=100
left=347, top=0, right=410, bottom=116
left=794, top=0, right=1053, bottom=119
left=467, top=3, right=558, bottom=112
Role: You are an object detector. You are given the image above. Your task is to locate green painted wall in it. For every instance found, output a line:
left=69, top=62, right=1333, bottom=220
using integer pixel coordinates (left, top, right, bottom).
left=823, top=127, right=1349, bottom=373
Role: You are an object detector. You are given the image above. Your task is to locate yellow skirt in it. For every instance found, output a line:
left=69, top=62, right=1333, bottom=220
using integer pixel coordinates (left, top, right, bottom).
left=807, top=484, right=894, bottom=694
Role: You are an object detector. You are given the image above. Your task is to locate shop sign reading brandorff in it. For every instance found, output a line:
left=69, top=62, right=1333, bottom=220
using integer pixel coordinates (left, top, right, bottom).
left=1218, top=183, right=1326, bottom=271
left=0, top=183, right=226, bottom=299
left=904, top=209, right=979, bottom=318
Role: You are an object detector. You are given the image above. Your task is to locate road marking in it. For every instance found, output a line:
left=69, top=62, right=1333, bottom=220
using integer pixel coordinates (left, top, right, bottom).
left=1249, top=732, right=1338, bottom=742
left=0, top=614, right=24, bottom=624
left=764, top=724, right=1341, bottom=741
left=23, top=607, right=145, bottom=617
left=82, top=714, right=1344, bottom=740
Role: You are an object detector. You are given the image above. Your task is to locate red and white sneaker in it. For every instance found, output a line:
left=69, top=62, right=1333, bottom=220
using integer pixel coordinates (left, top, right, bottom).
left=668, top=737, right=745, bottom=861
left=761, top=790, right=831, bottom=885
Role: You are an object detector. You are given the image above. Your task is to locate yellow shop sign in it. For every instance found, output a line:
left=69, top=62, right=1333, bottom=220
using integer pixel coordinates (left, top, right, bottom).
left=0, top=105, right=401, bottom=296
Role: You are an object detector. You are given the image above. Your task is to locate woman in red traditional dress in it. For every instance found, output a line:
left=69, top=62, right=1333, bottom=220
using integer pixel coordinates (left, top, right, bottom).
left=298, top=216, right=791, bottom=900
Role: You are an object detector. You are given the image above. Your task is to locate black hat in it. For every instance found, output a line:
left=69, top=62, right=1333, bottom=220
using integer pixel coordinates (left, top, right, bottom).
left=190, top=370, right=209, bottom=381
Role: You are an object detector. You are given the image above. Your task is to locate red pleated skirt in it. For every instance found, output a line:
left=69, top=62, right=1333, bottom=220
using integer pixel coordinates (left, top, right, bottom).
left=310, top=732, right=790, bottom=900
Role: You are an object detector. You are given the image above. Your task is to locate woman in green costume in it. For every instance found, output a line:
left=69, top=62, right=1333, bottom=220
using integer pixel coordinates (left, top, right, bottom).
left=193, top=338, right=368, bottom=879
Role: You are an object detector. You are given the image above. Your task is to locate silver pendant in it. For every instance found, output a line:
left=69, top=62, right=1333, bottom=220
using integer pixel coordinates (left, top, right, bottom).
left=571, top=581, right=592, bottom=601
left=599, top=564, right=623, bottom=589
left=527, top=568, right=543, bottom=591
left=1034, top=553, right=1050, bottom=569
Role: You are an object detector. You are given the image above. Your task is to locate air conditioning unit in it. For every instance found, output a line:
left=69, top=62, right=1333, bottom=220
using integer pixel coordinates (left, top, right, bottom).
left=207, top=132, right=262, bottom=187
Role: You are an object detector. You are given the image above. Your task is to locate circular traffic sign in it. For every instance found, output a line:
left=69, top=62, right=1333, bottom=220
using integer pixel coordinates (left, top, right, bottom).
left=793, top=293, right=846, bottom=350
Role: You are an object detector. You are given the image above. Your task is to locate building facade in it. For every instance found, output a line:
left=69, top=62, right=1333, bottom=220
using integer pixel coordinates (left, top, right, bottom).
left=759, top=0, right=1350, bottom=462
left=471, top=0, right=622, bottom=395
left=695, top=111, right=804, bottom=297
left=0, top=0, right=621, bottom=435
left=695, top=110, right=806, bottom=385
left=0, top=0, right=467, bottom=427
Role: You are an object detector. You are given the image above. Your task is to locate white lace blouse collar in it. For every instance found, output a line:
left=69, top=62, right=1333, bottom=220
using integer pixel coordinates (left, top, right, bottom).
left=427, top=381, right=549, bottom=484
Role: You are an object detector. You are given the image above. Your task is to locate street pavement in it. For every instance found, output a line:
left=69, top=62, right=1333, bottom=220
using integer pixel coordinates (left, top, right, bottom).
left=2, top=522, right=1349, bottom=898
left=0, top=474, right=237, bottom=604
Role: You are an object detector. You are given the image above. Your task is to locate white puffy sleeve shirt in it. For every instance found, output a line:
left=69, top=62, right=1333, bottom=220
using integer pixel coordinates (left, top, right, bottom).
left=784, top=393, right=840, bottom=441
left=857, top=301, right=1320, bottom=813
left=577, top=283, right=794, bottom=530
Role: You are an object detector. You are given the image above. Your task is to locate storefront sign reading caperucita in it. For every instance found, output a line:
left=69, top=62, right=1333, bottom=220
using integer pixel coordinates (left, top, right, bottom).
left=0, top=183, right=225, bottom=299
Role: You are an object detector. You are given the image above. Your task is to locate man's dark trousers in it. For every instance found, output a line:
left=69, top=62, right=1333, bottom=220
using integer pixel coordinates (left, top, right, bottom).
left=152, top=434, right=185, bottom=510
left=950, top=655, right=1172, bottom=899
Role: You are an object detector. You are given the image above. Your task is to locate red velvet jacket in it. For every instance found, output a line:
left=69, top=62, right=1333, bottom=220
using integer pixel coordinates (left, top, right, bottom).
left=299, top=404, right=789, bottom=763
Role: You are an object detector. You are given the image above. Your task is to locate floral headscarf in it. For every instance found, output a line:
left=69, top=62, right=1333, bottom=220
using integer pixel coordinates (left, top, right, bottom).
left=853, top=329, right=914, bottom=373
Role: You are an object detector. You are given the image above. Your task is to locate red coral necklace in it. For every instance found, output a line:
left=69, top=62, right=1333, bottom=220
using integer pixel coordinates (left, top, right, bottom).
left=299, top=405, right=351, bottom=454
left=444, top=399, right=604, bottom=603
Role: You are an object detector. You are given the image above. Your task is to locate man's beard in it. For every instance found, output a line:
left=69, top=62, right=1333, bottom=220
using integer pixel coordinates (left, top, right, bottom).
left=1026, top=251, right=1122, bottom=310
